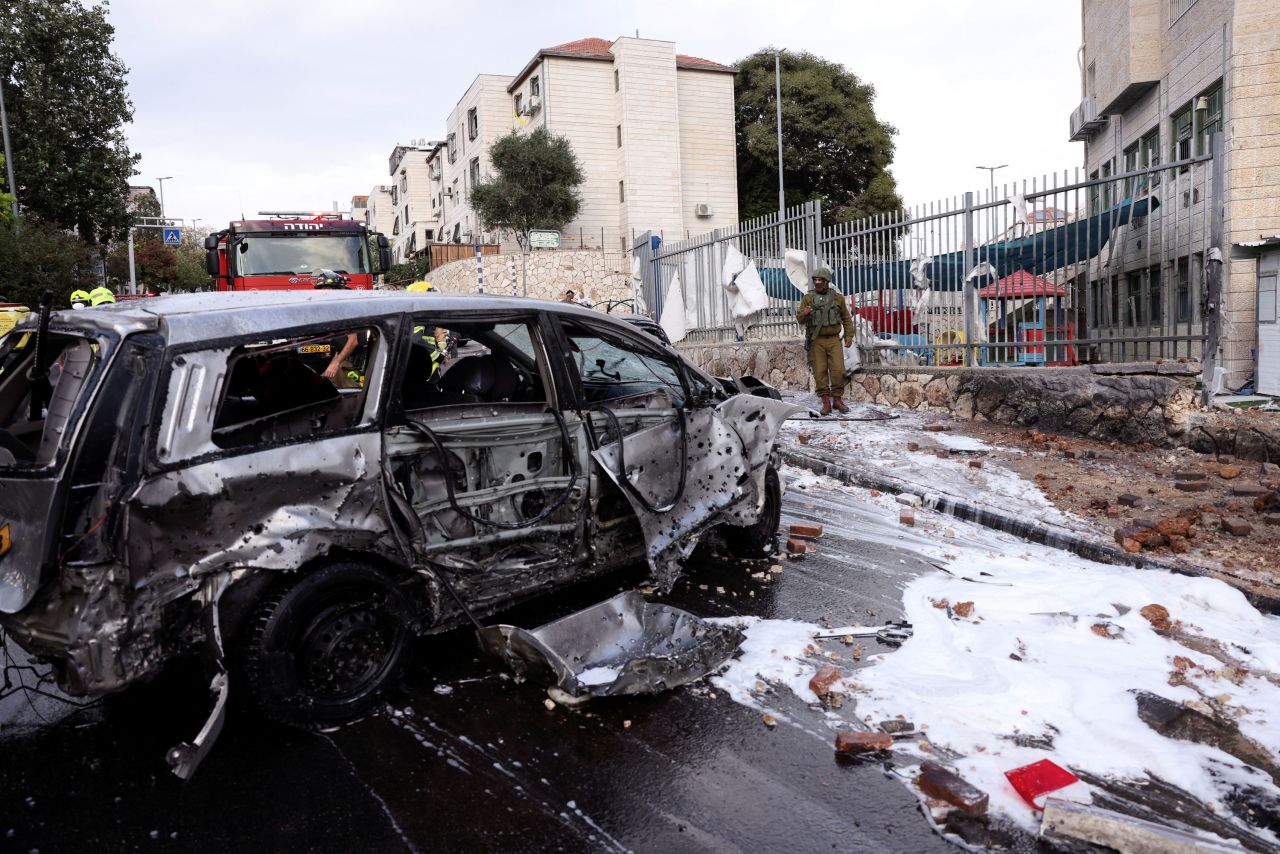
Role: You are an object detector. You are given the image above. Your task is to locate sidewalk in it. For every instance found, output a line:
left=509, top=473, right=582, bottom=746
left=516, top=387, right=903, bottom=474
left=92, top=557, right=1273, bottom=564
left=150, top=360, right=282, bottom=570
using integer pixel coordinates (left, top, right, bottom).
left=777, top=393, right=1280, bottom=612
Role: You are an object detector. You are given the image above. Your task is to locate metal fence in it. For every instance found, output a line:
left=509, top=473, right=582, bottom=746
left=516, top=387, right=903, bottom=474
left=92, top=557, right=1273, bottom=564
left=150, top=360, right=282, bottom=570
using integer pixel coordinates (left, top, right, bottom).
left=633, top=138, right=1223, bottom=369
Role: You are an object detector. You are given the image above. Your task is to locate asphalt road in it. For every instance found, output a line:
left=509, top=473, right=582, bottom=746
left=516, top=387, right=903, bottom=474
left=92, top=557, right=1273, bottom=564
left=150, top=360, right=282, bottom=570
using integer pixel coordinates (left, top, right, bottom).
left=0, top=482, right=956, bottom=853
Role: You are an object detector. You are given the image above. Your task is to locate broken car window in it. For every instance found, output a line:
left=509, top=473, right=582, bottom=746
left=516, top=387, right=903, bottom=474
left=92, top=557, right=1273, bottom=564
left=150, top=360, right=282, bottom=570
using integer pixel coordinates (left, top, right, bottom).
left=564, top=324, right=684, bottom=406
left=211, top=327, right=378, bottom=449
left=401, top=318, right=548, bottom=410
left=0, top=331, right=103, bottom=469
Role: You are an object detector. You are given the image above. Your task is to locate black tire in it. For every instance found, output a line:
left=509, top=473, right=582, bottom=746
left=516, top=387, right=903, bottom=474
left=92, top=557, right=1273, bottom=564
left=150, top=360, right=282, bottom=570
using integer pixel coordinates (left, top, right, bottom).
left=722, top=465, right=782, bottom=559
left=241, top=561, right=411, bottom=729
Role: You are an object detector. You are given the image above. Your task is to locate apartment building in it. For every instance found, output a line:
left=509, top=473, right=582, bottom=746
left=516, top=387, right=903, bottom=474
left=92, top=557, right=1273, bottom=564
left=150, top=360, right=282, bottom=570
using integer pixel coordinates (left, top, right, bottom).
left=365, top=184, right=395, bottom=243
left=437, top=37, right=738, bottom=251
left=385, top=139, right=444, bottom=264
left=1072, top=0, right=1280, bottom=385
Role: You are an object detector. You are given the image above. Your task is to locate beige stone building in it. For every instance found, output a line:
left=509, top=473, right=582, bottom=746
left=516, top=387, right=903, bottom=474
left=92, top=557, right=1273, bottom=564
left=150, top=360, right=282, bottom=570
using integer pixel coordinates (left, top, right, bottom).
left=384, top=139, right=443, bottom=264
left=364, top=184, right=395, bottom=245
left=1074, top=0, right=1280, bottom=385
left=436, top=37, right=738, bottom=252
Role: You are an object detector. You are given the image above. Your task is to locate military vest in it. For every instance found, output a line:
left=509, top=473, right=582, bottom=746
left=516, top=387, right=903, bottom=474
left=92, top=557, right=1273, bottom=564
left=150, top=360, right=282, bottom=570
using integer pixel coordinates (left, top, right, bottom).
left=806, top=290, right=844, bottom=329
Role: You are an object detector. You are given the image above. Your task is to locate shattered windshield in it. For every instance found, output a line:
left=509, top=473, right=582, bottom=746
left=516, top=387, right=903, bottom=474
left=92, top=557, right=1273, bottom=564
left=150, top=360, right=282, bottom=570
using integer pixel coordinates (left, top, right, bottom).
left=233, top=234, right=369, bottom=277
left=565, top=326, right=684, bottom=405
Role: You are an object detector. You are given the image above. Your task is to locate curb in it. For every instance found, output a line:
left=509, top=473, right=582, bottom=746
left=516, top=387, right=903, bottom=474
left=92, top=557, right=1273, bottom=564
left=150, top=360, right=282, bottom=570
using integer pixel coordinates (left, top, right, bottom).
left=781, top=447, right=1280, bottom=616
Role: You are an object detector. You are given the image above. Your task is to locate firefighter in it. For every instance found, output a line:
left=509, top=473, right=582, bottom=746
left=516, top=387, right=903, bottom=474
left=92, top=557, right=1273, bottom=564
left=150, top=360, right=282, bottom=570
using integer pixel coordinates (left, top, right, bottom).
left=88, top=287, right=116, bottom=307
left=407, top=281, right=447, bottom=379
left=310, top=272, right=362, bottom=388
left=796, top=264, right=854, bottom=416
left=69, top=290, right=91, bottom=310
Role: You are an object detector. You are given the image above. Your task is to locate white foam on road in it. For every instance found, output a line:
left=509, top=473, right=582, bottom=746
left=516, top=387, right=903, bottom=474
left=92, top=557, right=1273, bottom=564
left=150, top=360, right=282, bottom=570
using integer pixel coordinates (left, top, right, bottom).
left=714, top=469, right=1280, bottom=839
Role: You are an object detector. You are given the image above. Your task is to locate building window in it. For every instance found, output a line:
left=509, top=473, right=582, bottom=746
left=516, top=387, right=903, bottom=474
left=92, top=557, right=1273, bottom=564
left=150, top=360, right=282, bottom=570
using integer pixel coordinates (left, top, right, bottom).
left=399, top=173, right=408, bottom=193
left=467, top=107, right=478, bottom=141
left=1126, top=271, right=1144, bottom=325
left=425, top=229, right=434, bottom=242
left=1109, top=276, right=1120, bottom=328
left=447, top=133, right=457, bottom=164
left=614, top=68, right=620, bottom=91
left=1100, top=159, right=1114, bottom=209
left=1172, top=105, right=1193, bottom=166
left=1170, top=0, right=1197, bottom=24
left=513, top=93, right=522, bottom=115
left=616, top=124, right=622, bottom=147
left=469, top=157, right=480, bottom=187
left=1148, top=266, right=1162, bottom=327
left=1195, top=82, right=1223, bottom=156
left=618, top=180, right=625, bottom=203
left=1088, top=170, right=1100, bottom=216
left=530, top=75, right=540, bottom=96
left=1176, top=258, right=1192, bottom=322
left=1123, top=144, right=1138, bottom=198
left=392, top=216, right=400, bottom=236
left=403, top=204, right=409, bottom=224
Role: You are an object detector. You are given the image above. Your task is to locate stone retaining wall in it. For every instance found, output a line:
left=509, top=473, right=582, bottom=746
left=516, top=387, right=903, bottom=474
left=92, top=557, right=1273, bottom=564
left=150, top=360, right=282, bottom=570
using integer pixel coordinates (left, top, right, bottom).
left=425, top=250, right=633, bottom=305
left=674, top=338, right=1278, bottom=459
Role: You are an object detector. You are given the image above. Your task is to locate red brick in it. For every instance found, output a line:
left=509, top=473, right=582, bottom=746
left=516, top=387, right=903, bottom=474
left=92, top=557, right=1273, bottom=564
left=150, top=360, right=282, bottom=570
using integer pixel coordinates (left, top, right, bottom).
left=899, top=508, right=915, bottom=527
left=835, top=731, right=893, bottom=753
left=789, top=523, right=823, bottom=540
left=952, top=601, right=974, bottom=618
left=922, top=424, right=949, bottom=432
left=1117, top=494, right=1141, bottom=507
left=968, top=460, right=983, bottom=469
left=1169, top=535, right=1190, bottom=553
left=786, top=539, right=807, bottom=556
left=1232, top=484, right=1271, bottom=497
left=809, top=665, right=842, bottom=698
left=1174, top=481, right=1211, bottom=492
left=1221, top=517, right=1252, bottom=537
left=1121, top=538, right=1142, bottom=553
left=1154, top=518, right=1192, bottom=538
left=1174, top=470, right=1206, bottom=481
left=1218, top=464, right=1242, bottom=480
left=916, top=762, right=989, bottom=815
left=1140, top=604, right=1171, bottom=629
left=907, top=442, right=920, bottom=452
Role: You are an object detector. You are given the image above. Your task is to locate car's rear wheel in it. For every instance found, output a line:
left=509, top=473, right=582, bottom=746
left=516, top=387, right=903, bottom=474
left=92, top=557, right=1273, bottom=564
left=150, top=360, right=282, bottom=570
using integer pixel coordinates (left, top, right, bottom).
left=241, top=561, right=411, bottom=729
left=722, top=465, right=782, bottom=559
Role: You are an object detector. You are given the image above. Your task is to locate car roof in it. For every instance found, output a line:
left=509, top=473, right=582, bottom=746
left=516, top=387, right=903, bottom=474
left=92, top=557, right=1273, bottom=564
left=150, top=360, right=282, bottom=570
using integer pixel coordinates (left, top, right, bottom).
left=38, top=290, right=618, bottom=346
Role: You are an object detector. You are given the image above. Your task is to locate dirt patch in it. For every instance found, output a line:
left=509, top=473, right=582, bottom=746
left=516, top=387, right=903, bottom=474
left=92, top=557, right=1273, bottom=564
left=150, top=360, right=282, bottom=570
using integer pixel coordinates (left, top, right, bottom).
left=955, top=420, right=1280, bottom=602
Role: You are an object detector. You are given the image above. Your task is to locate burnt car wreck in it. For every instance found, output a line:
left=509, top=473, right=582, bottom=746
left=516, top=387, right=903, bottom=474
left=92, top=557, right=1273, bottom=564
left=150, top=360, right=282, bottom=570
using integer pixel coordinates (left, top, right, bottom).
left=0, top=290, right=794, bottom=777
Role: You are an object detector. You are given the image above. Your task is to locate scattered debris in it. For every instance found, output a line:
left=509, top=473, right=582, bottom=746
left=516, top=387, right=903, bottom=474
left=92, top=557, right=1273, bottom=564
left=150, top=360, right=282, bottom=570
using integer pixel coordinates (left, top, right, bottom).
left=922, top=424, right=949, bottom=433
left=1131, top=690, right=1280, bottom=785
left=878, top=719, right=916, bottom=736
left=916, top=761, right=988, bottom=815
left=1118, top=493, right=1141, bottom=507
left=1040, top=797, right=1241, bottom=853
left=808, top=665, right=843, bottom=699
left=1221, top=516, right=1252, bottom=537
left=1138, top=603, right=1172, bottom=630
left=762, top=713, right=777, bottom=728
left=789, top=523, right=823, bottom=539
left=900, top=508, right=915, bottom=527
left=1003, top=759, right=1079, bottom=809
left=835, top=731, right=893, bottom=753
left=786, top=539, right=807, bottom=556
left=952, top=601, right=975, bottom=619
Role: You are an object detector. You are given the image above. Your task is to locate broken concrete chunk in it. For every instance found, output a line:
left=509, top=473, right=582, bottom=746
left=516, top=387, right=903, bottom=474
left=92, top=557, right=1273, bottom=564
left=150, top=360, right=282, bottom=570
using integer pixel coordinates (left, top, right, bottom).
left=808, top=664, right=842, bottom=699
left=916, top=761, right=988, bottom=815
left=1221, top=516, right=1252, bottom=537
left=789, top=523, right=823, bottom=540
left=1040, top=797, right=1241, bottom=853
left=1231, top=484, right=1270, bottom=498
left=895, top=494, right=922, bottom=507
left=1131, top=690, right=1280, bottom=786
left=1117, top=493, right=1141, bottom=507
left=835, top=731, right=893, bottom=754
left=878, top=719, right=915, bottom=735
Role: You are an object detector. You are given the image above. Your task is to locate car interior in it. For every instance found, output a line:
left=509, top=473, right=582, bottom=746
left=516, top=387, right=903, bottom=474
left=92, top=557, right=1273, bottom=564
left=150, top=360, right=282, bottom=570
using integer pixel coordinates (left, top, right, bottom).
left=400, top=319, right=547, bottom=411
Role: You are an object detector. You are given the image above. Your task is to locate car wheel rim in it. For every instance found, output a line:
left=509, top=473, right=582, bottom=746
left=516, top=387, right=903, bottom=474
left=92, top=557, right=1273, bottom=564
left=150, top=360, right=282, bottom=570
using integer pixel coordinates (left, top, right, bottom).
left=297, top=599, right=400, bottom=702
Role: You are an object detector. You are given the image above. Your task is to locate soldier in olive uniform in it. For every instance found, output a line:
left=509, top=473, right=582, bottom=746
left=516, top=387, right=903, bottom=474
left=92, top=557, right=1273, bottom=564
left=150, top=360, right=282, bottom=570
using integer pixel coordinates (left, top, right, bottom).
left=796, top=264, right=854, bottom=415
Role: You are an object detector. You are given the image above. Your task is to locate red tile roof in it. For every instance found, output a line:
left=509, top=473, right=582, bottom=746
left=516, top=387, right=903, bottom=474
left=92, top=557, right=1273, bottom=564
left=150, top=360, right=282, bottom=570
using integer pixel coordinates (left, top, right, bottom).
left=509, top=37, right=733, bottom=90
left=978, top=270, right=1066, bottom=299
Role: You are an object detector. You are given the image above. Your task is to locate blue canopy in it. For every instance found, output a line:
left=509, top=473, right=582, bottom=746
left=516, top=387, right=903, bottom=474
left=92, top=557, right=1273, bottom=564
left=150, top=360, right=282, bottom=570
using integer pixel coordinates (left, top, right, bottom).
left=758, top=195, right=1160, bottom=299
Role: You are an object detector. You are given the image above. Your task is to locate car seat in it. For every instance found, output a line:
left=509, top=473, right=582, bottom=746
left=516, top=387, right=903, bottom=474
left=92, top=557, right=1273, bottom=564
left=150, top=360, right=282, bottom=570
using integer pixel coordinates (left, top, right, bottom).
left=438, top=354, right=520, bottom=402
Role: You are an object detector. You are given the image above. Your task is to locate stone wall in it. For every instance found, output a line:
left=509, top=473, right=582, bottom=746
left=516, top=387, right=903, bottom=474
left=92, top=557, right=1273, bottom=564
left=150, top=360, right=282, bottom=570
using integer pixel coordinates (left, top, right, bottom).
left=425, top=250, right=633, bottom=305
left=675, top=338, right=812, bottom=392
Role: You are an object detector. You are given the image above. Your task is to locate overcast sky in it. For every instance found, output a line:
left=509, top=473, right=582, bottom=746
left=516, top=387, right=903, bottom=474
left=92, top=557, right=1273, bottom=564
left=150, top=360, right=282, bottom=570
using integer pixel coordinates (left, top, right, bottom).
left=109, top=0, right=1083, bottom=230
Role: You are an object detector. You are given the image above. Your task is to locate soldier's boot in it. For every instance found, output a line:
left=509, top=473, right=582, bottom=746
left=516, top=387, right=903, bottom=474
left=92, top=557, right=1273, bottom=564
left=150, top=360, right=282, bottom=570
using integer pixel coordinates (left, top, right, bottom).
left=819, top=395, right=832, bottom=416
left=832, top=396, right=850, bottom=413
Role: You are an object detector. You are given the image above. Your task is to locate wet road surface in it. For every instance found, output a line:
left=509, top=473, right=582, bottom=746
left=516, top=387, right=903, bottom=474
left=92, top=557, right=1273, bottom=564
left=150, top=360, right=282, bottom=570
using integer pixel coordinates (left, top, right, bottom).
left=0, top=483, right=955, bottom=853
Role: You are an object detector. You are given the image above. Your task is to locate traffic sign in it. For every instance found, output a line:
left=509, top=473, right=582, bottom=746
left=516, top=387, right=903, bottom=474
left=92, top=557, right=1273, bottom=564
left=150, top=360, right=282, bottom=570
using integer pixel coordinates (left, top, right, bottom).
left=162, top=227, right=182, bottom=246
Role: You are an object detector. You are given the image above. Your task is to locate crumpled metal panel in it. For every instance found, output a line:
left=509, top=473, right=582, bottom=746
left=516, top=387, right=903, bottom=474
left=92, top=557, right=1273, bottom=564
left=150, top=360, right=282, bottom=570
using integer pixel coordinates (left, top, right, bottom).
left=477, top=590, right=743, bottom=698
left=126, top=432, right=394, bottom=583
left=715, top=396, right=803, bottom=526
left=590, top=397, right=799, bottom=587
left=590, top=408, right=746, bottom=589
left=0, top=478, right=60, bottom=613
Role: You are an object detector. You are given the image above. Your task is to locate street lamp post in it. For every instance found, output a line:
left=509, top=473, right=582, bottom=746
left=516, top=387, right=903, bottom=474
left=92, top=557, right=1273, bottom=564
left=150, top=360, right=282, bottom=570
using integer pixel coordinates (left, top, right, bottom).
left=774, top=51, right=786, bottom=257
left=156, top=176, right=173, bottom=222
left=976, top=164, right=1007, bottom=239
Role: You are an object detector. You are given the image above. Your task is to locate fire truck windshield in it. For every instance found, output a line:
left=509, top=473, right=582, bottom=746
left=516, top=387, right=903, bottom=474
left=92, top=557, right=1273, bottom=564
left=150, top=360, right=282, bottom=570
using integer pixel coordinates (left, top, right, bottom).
left=233, top=234, right=369, bottom=277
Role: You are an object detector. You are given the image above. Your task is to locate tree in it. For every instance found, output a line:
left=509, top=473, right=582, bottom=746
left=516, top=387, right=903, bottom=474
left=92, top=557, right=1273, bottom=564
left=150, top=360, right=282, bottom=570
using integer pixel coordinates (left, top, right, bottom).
left=0, top=214, right=96, bottom=307
left=734, top=49, right=904, bottom=225
left=0, top=0, right=139, bottom=245
left=0, top=155, right=15, bottom=225
left=470, top=128, right=583, bottom=249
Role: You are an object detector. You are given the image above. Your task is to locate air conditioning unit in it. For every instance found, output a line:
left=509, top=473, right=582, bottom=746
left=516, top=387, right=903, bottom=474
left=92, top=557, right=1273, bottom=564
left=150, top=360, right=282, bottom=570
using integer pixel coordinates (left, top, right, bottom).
left=1069, top=94, right=1106, bottom=142
left=694, top=202, right=713, bottom=218
left=525, top=96, right=542, bottom=115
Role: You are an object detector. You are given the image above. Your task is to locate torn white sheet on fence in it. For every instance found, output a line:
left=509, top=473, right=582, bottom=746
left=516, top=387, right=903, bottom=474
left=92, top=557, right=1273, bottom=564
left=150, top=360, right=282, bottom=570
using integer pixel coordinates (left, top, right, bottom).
left=630, top=254, right=648, bottom=315
left=784, top=249, right=811, bottom=296
left=729, top=261, right=770, bottom=321
left=659, top=272, right=688, bottom=343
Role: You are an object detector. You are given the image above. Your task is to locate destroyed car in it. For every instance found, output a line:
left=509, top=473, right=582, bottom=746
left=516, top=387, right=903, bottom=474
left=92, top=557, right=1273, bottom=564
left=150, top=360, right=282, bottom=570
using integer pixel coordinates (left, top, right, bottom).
left=0, top=290, right=794, bottom=774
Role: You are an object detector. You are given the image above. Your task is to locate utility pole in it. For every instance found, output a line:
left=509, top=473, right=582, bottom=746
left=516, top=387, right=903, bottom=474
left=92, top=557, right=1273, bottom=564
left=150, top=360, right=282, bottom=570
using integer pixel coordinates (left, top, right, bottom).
left=775, top=51, right=786, bottom=256
left=0, top=65, right=18, bottom=220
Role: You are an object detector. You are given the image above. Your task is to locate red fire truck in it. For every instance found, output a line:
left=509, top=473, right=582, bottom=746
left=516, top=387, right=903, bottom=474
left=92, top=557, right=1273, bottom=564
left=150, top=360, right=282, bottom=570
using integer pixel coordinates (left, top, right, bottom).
left=203, top=212, right=391, bottom=291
